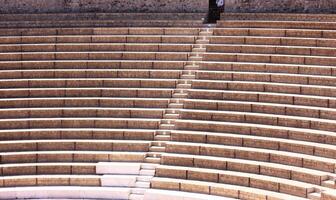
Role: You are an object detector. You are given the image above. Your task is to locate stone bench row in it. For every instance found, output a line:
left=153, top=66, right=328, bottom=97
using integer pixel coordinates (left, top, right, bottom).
left=0, top=163, right=96, bottom=176
left=170, top=130, right=335, bottom=160
left=0, top=60, right=187, bottom=71
left=0, top=52, right=190, bottom=61
left=0, top=88, right=174, bottom=98
left=0, top=19, right=204, bottom=29
left=0, top=43, right=194, bottom=53
left=174, top=120, right=336, bottom=145
left=162, top=152, right=334, bottom=187
left=0, top=79, right=178, bottom=89
left=192, top=80, right=336, bottom=98
left=0, top=118, right=160, bottom=130
left=217, top=20, right=336, bottom=30
left=165, top=141, right=336, bottom=173
left=0, top=151, right=146, bottom=164
left=0, top=108, right=165, bottom=119
left=155, top=165, right=323, bottom=198
left=213, top=28, right=336, bottom=39
left=180, top=109, right=336, bottom=132
left=0, top=186, right=130, bottom=200
left=200, top=62, right=336, bottom=77
left=209, top=36, right=336, bottom=48
left=195, top=71, right=336, bottom=86
left=0, top=27, right=201, bottom=37
left=0, top=140, right=150, bottom=153
left=151, top=177, right=307, bottom=200
left=184, top=99, right=336, bottom=120
left=0, top=35, right=197, bottom=45
left=0, top=129, right=156, bottom=141
left=188, top=89, right=336, bottom=109
left=203, top=53, right=336, bottom=67
left=0, top=69, right=182, bottom=79
left=207, top=44, right=336, bottom=57
left=0, top=97, right=170, bottom=109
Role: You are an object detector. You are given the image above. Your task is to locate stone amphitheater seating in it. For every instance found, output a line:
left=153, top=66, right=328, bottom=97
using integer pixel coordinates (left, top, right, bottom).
left=0, top=12, right=335, bottom=200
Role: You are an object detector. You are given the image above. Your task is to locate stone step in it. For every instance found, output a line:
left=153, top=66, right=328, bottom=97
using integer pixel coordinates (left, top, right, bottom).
left=199, top=32, right=213, bottom=36
left=149, top=146, right=166, bottom=152
left=307, top=192, right=321, bottom=200
left=135, top=181, right=151, bottom=188
left=188, top=56, right=203, bottom=61
left=159, top=124, right=175, bottom=130
left=168, top=103, right=184, bottom=109
left=177, top=84, right=192, bottom=89
left=192, top=47, right=206, bottom=52
left=101, top=175, right=137, bottom=187
left=160, top=119, right=175, bottom=124
left=155, top=135, right=171, bottom=141
left=140, top=169, right=156, bottom=176
left=164, top=113, right=180, bottom=119
left=131, top=188, right=147, bottom=195
left=165, top=109, right=180, bottom=114
left=182, top=70, right=196, bottom=75
left=136, top=176, right=152, bottom=182
left=196, top=39, right=209, bottom=44
left=172, top=93, right=188, bottom=98
left=322, top=180, right=336, bottom=189
left=129, top=194, right=144, bottom=200
left=184, top=65, right=200, bottom=70
left=178, top=79, right=192, bottom=84
left=145, top=157, right=161, bottom=164
left=140, top=163, right=158, bottom=170
left=181, top=74, right=195, bottom=79
left=186, top=60, right=201, bottom=65
left=151, top=141, right=167, bottom=147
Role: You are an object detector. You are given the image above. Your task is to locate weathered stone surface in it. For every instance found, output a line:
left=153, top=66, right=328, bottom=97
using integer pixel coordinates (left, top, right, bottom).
left=0, top=0, right=208, bottom=14
left=225, top=0, right=336, bottom=14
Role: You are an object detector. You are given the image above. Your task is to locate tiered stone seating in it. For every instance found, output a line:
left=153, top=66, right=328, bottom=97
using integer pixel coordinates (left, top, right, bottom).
left=0, top=27, right=209, bottom=200
left=1, top=13, right=336, bottom=200
left=150, top=14, right=336, bottom=200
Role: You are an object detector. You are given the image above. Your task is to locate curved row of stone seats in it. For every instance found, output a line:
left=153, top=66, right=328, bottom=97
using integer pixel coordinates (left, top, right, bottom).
left=144, top=189, right=234, bottom=200
left=206, top=44, right=336, bottom=57
left=0, top=27, right=201, bottom=36
left=217, top=20, right=336, bottom=30
left=0, top=60, right=187, bottom=70
left=0, top=69, right=182, bottom=79
left=0, top=98, right=170, bottom=109
left=200, top=62, right=336, bottom=77
left=150, top=177, right=307, bottom=200
left=0, top=43, right=194, bottom=53
left=208, top=36, right=336, bottom=48
left=212, top=28, right=336, bottom=38
left=0, top=186, right=130, bottom=199
left=195, top=70, right=336, bottom=84
left=0, top=129, right=156, bottom=141
left=154, top=164, right=328, bottom=198
left=0, top=13, right=206, bottom=28
left=161, top=151, right=333, bottom=186
left=164, top=140, right=336, bottom=173
left=0, top=151, right=146, bottom=164
left=0, top=35, right=198, bottom=44
left=192, top=77, right=336, bottom=97
left=180, top=109, right=336, bottom=135
left=188, top=89, right=336, bottom=109
left=202, top=53, right=336, bottom=66
left=184, top=99, right=336, bottom=120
